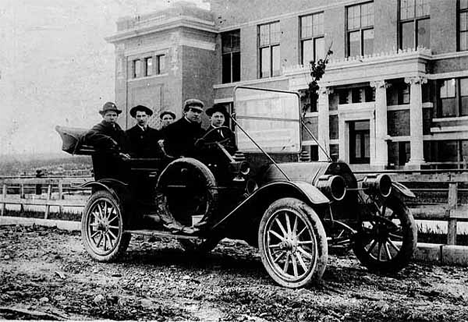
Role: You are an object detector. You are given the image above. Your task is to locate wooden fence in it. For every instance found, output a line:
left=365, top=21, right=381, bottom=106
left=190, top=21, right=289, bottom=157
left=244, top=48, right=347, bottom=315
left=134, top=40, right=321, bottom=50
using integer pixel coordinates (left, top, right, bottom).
left=0, top=177, right=91, bottom=219
left=1, top=172, right=468, bottom=245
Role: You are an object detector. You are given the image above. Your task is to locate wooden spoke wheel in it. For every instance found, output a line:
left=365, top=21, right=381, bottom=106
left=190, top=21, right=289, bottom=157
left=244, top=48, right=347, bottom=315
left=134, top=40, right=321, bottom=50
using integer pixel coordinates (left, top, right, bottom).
left=82, top=190, right=130, bottom=261
left=258, top=198, right=328, bottom=288
left=353, top=196, right=417, bottom=272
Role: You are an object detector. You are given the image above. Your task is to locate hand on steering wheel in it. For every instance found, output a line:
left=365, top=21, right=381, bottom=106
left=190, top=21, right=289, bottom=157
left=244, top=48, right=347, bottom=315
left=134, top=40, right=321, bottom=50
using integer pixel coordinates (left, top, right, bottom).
left=197, top=126, right=232, bottom=148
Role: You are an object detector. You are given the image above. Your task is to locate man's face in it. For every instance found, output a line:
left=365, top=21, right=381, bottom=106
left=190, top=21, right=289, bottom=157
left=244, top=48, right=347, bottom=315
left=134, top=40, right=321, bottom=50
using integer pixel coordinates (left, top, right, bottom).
left=210, top=111, right=225, bottom=128
left=135, top=111, right=149, bottom=127
left=184, top=106, right=202, bottom=123
left=103, top=111, right=118, bottom=124
left=161, top=114, right=174, bottom=128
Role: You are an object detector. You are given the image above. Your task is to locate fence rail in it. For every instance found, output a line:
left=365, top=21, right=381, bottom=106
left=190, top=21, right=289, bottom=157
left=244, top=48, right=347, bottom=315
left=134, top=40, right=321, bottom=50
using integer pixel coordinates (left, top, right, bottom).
left=1, top=172, right=468, bottom=245
left=0, top=177, right=91, bottom=219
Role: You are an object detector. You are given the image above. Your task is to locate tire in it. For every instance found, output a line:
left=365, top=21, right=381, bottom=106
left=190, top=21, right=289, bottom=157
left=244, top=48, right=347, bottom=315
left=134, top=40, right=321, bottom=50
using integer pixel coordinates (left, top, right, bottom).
left=82, top=190, right=131, bottom=262
left=258, top=198, right=328, bottom=289
left=353, top=195, right=417, bottom=272
left=178, top=237, right=220, bottom=253
left=156, top=158, right=218, bottom=226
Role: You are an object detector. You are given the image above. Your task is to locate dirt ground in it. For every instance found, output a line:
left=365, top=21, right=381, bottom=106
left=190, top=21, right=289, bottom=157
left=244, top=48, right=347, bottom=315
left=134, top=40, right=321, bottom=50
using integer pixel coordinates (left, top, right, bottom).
left=1, top=225, right=468, bottom=321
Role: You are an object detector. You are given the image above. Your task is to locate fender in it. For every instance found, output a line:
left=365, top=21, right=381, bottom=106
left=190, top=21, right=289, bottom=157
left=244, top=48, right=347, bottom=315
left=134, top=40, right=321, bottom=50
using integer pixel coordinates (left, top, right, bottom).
left=81, top=179, right=129, bottom=203
left=392, top=181, right=416, bottom=198
left=211, top=180, right=329, bottom=231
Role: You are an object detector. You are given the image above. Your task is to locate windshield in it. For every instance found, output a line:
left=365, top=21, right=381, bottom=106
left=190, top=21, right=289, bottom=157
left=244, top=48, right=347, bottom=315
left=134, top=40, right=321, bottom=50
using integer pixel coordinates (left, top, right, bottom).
left=233, top=86, right=301, bottom=153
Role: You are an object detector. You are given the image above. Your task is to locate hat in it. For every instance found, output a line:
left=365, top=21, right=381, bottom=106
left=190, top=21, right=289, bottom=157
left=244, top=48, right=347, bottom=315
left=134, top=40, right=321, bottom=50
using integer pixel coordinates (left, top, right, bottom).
left=206, top=103, right=229, bottom=118
left=183, top=98, right=204, bottom=111
left=160, top=110, right=176, bottom=119
left=99, top=102, right=122, bottom=115
left=130, top=105, right=153, bottom=118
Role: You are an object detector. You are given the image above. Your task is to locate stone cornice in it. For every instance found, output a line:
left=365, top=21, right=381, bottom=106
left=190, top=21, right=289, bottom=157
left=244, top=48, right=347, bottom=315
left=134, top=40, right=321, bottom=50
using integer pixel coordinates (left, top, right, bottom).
left=106, top=16, right=217, bottom=43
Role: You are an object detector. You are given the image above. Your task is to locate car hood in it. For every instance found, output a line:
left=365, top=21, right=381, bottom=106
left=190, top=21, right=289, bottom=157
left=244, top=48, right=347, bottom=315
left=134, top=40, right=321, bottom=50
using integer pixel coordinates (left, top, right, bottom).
left=261, top=161, right=357, bottom=188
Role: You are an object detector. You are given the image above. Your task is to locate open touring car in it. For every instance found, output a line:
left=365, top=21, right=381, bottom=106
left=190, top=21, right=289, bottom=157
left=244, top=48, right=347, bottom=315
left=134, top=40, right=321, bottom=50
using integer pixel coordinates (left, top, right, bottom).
left=56, top=86, right=417, bottom=288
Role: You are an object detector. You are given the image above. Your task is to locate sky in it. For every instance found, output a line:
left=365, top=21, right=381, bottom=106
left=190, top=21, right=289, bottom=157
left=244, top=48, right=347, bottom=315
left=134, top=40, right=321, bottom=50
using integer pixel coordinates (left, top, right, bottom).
left=0, top=0, right=208, bottom=157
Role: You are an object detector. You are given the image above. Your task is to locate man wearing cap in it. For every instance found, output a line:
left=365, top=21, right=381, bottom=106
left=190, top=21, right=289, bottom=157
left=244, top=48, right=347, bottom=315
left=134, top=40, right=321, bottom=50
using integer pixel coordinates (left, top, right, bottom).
left=126, top=105, right=163, bottom=158
left=84, top=102, right=130, bottom=182
left=157, top=110, right=176, bottom=154
left=159, top=110, right=176, bottom=131
left=163, top=99, right=205, bottom=158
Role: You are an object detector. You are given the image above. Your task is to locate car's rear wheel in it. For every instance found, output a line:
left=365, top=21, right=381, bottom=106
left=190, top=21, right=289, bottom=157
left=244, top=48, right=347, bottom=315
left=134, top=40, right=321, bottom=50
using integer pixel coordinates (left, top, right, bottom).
left=82, top=190, right=131, bottom=261
left=258, top=198, right=328, bottom=288
left=353, top=195, right=417, bottom=272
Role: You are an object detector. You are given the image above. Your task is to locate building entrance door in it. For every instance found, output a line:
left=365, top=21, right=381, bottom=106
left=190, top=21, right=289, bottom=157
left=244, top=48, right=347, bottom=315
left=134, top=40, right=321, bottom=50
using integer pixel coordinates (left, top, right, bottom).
left=349, top=120, right=370, bottom=164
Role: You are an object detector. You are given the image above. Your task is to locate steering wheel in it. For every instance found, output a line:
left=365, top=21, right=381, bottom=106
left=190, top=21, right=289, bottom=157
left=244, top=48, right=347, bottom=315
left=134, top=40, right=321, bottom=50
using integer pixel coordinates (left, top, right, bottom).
left=195, top=126, right=232, bottom=147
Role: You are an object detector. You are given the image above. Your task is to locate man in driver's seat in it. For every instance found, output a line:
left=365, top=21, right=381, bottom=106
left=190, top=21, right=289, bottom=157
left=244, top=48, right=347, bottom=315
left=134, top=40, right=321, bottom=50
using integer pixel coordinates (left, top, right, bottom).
left=199, top=103, right=237, bottom=184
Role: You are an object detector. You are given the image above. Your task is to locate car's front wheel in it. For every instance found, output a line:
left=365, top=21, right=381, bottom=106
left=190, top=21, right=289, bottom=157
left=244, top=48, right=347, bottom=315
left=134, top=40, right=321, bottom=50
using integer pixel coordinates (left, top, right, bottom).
left=258, top=198, right=328, bottom=288
left=82, top=190, right=131, bottom=262
left=353, top=195, right=417, bottom=272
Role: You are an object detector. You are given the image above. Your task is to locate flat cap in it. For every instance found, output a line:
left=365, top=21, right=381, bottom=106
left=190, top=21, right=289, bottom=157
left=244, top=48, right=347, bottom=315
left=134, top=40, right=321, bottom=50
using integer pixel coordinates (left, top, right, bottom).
left=160, top=110, right=176, bottom=119
left=183, top=98, right=204, bottom=111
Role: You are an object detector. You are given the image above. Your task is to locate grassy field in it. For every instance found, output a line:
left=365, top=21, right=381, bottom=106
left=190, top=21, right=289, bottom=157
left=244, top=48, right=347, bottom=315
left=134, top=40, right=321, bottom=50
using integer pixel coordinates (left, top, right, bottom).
left=0, top=153, right=92, bottom=177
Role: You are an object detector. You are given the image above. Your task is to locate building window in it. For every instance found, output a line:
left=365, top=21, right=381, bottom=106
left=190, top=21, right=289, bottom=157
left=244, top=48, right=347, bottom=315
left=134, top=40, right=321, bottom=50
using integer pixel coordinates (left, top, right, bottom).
left=156, top=54, right=165, bottom=74
left=346, top=2, right=374, bottom=57
left=349, top=120, right=370, bottom=164
left=338, top=86, right=375, bottom=104
left=460, top=0, right=468, bottom=50
left=222, top=30, right=241, bottom=83
left=399, top=0, right=430, bottom=50
left=132, top=59, right=141, bottom=78
left=300, top=13, right=324, bottom=66
left=387, top=83, right=410, bottom=105
left=259, top=21, right=281, bottom=78
left=145, top=57, right=153, bottom=76
left=438, top=78, right=468, bottom=117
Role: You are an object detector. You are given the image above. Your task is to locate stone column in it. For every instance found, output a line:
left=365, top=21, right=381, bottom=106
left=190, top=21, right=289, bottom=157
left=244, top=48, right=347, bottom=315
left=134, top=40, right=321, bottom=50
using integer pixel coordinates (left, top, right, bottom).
left=405, top=76, right=427, bottom=167
left=318, top=86, right=332, bottom=161
left=370, top=80, right=390, bottom=168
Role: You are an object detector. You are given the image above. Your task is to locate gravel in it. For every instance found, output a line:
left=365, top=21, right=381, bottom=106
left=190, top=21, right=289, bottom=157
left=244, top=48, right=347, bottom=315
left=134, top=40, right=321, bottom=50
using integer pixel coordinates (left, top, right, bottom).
left=1, top=225, right=468, bottom=321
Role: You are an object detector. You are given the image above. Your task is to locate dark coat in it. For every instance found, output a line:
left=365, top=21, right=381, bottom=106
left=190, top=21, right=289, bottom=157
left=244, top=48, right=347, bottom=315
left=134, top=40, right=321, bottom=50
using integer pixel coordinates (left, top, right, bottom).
left=84, top=121, right=129, bottom=153
left=126, top=125, right=163, bottom=158
left=203, top=126, right=237, bottom=155
left=164, top=117, right=205, bottom=158
left=84, top=121, right=130, bottom=182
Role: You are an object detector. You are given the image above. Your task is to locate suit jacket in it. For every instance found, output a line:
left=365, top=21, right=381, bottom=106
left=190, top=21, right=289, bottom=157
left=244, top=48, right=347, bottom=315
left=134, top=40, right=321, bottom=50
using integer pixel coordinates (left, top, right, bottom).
left=164, top=117, right=205, bottom=158
left=126, top=125, right=163, bottom=158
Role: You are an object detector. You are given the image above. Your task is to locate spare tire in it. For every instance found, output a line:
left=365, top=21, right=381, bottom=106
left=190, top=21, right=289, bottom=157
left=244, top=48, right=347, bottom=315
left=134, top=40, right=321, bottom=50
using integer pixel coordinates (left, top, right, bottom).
left=156, top=158, right=218, bottom=226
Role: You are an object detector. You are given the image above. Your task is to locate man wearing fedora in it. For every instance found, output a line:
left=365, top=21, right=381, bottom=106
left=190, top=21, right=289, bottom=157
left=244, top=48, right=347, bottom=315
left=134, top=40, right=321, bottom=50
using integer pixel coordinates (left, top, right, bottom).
left=163, top=99, right=206, bottom=158
left=84, top=102, right=130, bottom=182
left=204, top=103, right=237, bottom=155
left=126, top=105, right=163, bottom=158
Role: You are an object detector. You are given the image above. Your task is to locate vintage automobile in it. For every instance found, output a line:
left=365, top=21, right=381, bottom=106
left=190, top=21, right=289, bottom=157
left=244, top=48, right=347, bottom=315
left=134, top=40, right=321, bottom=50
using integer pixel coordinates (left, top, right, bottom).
left=56, top=86, right=417, bottom=289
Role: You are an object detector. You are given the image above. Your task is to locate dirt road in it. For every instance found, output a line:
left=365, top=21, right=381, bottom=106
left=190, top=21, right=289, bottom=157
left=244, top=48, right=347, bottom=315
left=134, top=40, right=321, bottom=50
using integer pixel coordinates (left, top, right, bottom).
left=1, top=225, right=468, bottom=321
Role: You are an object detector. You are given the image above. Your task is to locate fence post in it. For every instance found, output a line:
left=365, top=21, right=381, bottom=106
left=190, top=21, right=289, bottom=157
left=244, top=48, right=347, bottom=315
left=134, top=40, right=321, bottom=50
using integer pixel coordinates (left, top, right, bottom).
left=1, top=184, right=6, bottom=216
left=20, top=184, right=25, bottom=213
left=44, top=184, right=52, bottom=219
left=58, top=180, right=63, bottom=215
left=447, top=183, right=458, bottom=245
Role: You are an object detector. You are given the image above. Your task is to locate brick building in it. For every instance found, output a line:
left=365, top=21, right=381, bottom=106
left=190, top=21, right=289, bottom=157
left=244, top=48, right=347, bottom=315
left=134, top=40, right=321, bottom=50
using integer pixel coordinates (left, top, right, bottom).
left=106, top=0, right=468, bottom=170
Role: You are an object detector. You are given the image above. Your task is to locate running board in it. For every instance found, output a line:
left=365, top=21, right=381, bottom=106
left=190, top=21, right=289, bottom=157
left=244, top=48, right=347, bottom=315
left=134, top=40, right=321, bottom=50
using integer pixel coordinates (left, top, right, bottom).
left=124, top=229, right=201, bottom=240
